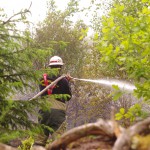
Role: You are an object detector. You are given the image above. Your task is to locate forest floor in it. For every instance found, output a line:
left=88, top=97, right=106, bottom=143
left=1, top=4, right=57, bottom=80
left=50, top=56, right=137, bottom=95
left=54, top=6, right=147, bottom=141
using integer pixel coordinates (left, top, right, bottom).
left=2, top=117, right=150, bottom=150
left=0, top=136, right=114, bottom=150
left=65, top=135, right=114, bottom=150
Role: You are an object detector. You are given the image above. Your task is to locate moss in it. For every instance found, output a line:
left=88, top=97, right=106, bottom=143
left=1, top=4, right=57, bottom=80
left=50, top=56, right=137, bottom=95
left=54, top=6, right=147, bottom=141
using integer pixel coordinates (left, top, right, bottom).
left=132, top=134, right=150, bottom=150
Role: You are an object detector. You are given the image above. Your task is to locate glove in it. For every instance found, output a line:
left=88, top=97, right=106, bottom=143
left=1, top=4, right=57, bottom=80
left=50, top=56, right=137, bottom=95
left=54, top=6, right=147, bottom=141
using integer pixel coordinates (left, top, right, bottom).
left=65, top=74, right=73, bottom=81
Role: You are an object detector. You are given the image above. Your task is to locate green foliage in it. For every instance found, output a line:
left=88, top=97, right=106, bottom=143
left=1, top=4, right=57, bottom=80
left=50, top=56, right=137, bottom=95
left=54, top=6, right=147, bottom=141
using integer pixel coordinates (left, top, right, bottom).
left=0, top=7, right=54, bottom=143
left=126, top=104, right=148, bottom=120
left=0, top=98, right=51, bottom=143
left=115, top=108, right=125, bottom=120
left=124, top=104, right=142, bottom=122
left=18, top=137, right=34, bottom=150
left=33, top=0, right=89, bottom=77
left=0, top=7, right=53, bottom=98
left=115, top=104, right=148, bottom=124
left=111, top=85, right=123, bottom=101
left=93, top=0, right=150, bottom=124
left=79, top=28, right=89, bottom=40
left=97, top=0, right=150, bottom=96
left=0, top=9, right=33, bottom=99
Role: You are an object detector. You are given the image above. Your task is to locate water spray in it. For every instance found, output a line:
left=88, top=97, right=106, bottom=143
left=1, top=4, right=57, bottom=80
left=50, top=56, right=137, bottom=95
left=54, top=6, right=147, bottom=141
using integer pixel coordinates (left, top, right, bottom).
left=73, top=77, right=136, bottom=92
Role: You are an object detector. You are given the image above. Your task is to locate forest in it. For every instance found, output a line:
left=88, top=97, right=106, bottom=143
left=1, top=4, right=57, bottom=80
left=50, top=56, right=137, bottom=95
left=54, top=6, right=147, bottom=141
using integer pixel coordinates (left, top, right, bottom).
left=0, top=0, right=150, bottom=149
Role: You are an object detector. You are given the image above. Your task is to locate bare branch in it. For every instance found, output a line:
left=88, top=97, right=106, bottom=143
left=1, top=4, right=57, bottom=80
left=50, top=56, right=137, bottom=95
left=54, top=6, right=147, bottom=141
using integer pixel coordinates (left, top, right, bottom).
left=2, top=9, right=30, bottom=25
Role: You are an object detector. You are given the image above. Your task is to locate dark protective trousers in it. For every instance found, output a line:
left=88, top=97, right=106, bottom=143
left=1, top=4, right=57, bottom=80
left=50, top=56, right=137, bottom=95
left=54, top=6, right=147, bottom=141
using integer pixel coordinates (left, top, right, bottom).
left=39, top=108, right=66, bottom=136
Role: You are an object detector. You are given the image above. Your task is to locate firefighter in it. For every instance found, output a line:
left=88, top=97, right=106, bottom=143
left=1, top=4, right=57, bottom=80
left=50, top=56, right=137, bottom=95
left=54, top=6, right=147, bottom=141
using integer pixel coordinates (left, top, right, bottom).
left=38, top=56, right=72, bottom=145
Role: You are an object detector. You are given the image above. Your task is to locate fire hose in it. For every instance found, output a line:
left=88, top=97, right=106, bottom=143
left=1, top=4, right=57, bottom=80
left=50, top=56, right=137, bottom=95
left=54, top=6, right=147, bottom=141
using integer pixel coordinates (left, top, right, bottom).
left=29, top=75, right=67, bottom=101
left=29, top=75, right=135, bottom=101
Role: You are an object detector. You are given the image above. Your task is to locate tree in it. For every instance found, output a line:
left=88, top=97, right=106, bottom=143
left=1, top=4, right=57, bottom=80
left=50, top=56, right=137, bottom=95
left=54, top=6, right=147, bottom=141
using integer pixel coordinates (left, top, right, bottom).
left=94, top=0, right=150, bottom=124
left=0, top=7, right=51, bottom=143
left=33, top=0, right=89, bottom=77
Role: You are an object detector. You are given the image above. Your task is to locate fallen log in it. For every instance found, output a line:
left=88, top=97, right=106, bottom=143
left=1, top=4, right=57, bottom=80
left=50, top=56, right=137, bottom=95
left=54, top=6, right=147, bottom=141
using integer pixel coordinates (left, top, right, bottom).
left=47, top=119, right=123, bottom=150
left=47, top=117, right=150, bottom=150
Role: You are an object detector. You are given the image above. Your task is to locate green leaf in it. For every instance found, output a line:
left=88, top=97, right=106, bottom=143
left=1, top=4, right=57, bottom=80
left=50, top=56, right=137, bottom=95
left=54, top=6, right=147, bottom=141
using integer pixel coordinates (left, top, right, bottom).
left=120, top=108, right=125, bottom=115
left=132, top=27, right=140, bottom=32
left=113, top=92, right=123, bottom=101
left=124, top=112, right=132, bottom=118
left=115, top=113, right=123, bottom=120
left=94, top=32, right=99, bottom=40
left=142, top=0, right=148, bottom=2
left=79, top=35, right=84, bottom=40
left=102, top=27, right=109, bottom=33
left=112, top=85, right=119, bottom=90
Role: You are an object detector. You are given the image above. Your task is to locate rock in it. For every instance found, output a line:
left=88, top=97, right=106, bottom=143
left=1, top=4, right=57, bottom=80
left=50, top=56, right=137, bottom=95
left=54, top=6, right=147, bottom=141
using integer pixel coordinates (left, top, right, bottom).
left=32, top=145, right=46, bottom=150
left=0, top=143, right=16, bottom=150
